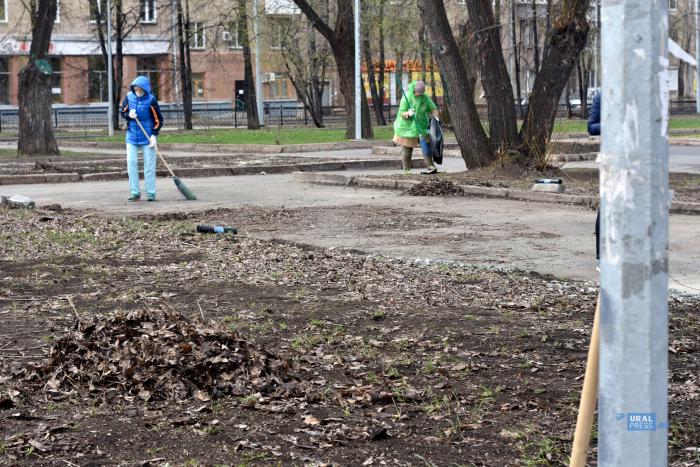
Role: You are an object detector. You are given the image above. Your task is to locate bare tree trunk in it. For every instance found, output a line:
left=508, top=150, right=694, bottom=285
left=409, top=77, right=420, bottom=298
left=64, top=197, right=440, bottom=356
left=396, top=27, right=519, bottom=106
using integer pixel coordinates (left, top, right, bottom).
left=177, top=0, right=193, bottom=130
left=511, top=0, right=523, bottom=118
left=466, top=0, right=519, bottom=150
left=531, top=0, right=540, bottom=74
left=113, top=2, right=124, bottom=131
left=418, top=0, right=494, bottom=167
left=362, top=14, right=386, bottom=126
left=292, top=0, right=372, bottom=138
left=419, top=26, right=427, bottom=82
left=577, top=56, right=588, bottom=119
left=565, top=80, right=572, bottom=119
left=429, top=50, right=437, bottom=104
left=238, top=0, right=259, bottom=129
left=519, top=0, right=590, bottom=159
left=377, top=1, right=387, bottom=121
left=18, top=0, right=59, bottom=156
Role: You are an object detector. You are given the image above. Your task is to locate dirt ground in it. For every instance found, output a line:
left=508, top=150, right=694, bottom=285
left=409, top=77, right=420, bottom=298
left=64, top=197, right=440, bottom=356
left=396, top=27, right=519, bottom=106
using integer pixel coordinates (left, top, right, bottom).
left=385, top=167, right=700, bottom=204
left=1, top=206, right=698, bottom=466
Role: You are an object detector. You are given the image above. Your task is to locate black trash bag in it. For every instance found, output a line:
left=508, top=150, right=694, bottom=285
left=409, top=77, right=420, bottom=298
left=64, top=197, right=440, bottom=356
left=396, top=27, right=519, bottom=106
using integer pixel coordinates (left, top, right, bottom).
left=429, top=117, right=444, bottom=165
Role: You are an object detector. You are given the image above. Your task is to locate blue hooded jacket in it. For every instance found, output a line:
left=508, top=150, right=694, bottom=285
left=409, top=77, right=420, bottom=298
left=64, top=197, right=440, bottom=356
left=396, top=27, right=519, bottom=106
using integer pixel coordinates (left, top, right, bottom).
left=120, top=76, right=164, bottom=146
left=588, top=92, right=601, bottom=136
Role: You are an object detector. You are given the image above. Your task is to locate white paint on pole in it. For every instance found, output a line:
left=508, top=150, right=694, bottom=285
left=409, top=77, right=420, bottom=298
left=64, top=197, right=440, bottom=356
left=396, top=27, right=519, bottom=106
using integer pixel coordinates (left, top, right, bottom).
left=254, top=0, right=264, bottom=125
left=354, top=0, right=361, bottom=140
left=599, top=0, right=669, bottom=463
left=107, top=0, right=113, bottom=137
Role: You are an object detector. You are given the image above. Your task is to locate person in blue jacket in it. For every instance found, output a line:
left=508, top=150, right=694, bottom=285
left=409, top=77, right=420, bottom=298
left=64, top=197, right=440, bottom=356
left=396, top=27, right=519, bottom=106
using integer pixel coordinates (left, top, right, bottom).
left=120, top=76, right=164, bottom=201
left=588, top=91, right=601, bottom=136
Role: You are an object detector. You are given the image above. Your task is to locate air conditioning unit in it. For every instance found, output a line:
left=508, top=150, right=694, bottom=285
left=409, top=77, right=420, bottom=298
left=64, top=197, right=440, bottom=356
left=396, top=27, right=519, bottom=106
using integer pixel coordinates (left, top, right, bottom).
left=221, top=31, right=231, bottom=42
left=263, top=72, right=276, bottom=83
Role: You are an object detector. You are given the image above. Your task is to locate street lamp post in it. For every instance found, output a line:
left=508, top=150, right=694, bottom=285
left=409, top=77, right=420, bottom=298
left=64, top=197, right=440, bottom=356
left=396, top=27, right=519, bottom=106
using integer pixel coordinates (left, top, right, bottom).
left=107, top=0, right=114, bottom=137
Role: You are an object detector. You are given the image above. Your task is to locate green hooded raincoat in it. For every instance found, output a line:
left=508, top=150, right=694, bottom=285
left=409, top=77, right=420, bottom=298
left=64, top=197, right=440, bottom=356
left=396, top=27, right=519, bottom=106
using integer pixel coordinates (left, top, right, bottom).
left=392, top=81, right=438, bottom=147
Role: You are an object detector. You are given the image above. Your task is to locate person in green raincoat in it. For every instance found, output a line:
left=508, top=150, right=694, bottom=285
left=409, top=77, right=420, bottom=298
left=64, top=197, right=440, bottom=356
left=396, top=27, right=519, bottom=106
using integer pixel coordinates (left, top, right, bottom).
left=393, top=80, right=440, bottom=175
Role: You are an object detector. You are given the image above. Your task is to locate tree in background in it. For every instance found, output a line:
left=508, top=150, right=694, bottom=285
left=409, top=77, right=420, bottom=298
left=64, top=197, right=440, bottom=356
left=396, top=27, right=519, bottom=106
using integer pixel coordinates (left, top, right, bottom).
left=280, top=0, right=331, bottom=128
left=418, top=0, right=494, bottom=168
left=292, top=0, right=373, bottom=139
left=519, top=0, right=591, bottom=161
left=90, top=0, right=141, bottom=131
left=362, top=0, right=387, bottom=126
left=237, top=0, right=260, bottom=129
left=18, top=0, right=59, bottom=155
left=176, top=0, right=194, bottom=129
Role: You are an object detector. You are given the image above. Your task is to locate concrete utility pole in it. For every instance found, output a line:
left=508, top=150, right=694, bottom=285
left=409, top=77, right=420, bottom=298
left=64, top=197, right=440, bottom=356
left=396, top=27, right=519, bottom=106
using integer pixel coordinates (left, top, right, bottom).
left=598, top=0, right=669, bottom=463
left=696, top=0, right=700, bottom=112
left=254, top=0, right=264, bottom=125
left=107, top=0, right=113, bottom=137
left=354, top=0, right=361, bottom=140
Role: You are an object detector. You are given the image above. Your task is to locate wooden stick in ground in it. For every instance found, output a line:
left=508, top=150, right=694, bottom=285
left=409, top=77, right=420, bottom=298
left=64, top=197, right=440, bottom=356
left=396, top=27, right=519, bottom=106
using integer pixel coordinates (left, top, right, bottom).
left=570, top=295, right=601, bottom=467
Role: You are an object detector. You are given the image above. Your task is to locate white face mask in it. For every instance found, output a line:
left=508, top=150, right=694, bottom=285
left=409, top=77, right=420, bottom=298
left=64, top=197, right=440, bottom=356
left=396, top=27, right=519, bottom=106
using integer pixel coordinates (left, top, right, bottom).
left=134, top=87, right=145, bottom=97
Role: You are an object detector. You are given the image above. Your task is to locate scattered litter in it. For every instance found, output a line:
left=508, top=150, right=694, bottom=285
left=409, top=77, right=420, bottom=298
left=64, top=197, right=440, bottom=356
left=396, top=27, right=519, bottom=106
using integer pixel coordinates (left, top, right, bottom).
left=196, top=224, right=238, bottom=234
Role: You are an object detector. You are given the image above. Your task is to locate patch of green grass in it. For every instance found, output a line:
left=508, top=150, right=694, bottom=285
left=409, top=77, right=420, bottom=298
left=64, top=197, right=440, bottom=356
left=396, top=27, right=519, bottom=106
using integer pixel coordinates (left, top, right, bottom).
left=92, top=127, right=396, bottom=145
left=521, top=437, right=566, bottom=466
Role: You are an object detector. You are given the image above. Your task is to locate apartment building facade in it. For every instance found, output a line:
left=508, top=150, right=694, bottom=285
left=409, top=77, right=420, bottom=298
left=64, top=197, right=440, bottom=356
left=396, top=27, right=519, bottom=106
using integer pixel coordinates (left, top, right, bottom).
left=0, top=0, right=306, bottom=106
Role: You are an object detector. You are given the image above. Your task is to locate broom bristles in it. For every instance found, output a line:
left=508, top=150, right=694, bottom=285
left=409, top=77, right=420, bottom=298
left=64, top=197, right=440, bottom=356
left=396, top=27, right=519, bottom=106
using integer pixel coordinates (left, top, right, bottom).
left=173, top=176, right=197, bottom=200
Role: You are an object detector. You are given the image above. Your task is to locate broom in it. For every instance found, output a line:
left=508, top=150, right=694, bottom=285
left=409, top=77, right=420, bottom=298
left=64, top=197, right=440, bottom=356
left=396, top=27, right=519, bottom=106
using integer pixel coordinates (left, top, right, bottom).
left=134, top=117, right=197, bottom=200
left=569, top=294, right=601, bottom=467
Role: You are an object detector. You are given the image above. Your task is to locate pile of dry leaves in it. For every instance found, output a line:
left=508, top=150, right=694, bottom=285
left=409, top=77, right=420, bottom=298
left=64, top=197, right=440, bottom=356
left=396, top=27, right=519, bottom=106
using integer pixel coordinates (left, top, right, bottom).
left=405, top=180, right=465, bottom=197
left=10, top=308, right=293, bottom=403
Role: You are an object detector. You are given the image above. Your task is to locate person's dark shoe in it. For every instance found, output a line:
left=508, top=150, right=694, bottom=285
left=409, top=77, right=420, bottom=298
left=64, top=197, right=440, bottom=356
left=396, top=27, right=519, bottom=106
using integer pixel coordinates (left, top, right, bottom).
left=421, top=166, right=438, bottom=175
left=128, top=194, right=141, bottom=201
left=147, top=194, right=156, bottom=202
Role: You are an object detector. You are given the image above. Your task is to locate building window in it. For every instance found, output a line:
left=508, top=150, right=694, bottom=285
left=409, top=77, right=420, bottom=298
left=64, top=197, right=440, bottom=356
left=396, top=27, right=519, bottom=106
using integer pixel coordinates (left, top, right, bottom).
left=49, top=57, right=62, bottom=103
left=140, top=0, right=156, bottom=23
left=669, top=0, right=677, bottom=10
left=226, top=20, right=241, bottom=48
left=190, top=22, right=206, bottom=49
left=89, top=0, right=108, bottom=22
left=269, top=17, right=290, bottom=49
left=0, top=58, right=9, bottom=104
left=192, top=73, right=205, bottom=100
left=88, top=56, right=108, bottom=102
left=0, top=0, right=7, bottom=22
left=136, top=56, right=161, bottom=97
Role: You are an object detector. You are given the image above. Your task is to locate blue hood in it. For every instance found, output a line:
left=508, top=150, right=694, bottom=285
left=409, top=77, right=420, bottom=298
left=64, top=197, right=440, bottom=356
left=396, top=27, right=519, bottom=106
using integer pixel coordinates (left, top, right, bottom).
left=130, top=76, right=152, bottom=95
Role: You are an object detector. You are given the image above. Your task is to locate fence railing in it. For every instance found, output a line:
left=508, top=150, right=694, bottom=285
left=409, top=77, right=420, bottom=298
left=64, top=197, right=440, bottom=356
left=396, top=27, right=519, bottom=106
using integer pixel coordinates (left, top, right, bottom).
left=0, top=100, right=698, bottom=132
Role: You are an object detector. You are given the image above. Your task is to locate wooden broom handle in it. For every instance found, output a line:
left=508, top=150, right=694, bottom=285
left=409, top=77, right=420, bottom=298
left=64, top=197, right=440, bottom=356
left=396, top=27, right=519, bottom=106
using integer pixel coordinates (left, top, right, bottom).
left=570, top=295, right=601, bottom=467
left=133, top=116, right=176, bottom=178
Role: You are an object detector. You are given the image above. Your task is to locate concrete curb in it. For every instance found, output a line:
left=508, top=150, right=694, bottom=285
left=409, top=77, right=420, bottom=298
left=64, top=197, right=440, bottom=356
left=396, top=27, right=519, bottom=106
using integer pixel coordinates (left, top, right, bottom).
left=66, top=140, right=393, bottom=154
left=0, top=159, right=412, bottom=185
left=293, top=172, right=700, bottom=214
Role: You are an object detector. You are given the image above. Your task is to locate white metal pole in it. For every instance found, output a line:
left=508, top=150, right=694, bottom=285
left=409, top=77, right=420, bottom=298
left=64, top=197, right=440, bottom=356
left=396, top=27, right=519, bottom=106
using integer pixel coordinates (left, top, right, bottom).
left=107, top=0, right=114, bottom=137
left=599, top=0, right=669, bottom=462
left=354, top=0, right=361, bottom=140
left=696, top=0, right=700, bottom=112
left=253, top=0, right=264, bottom=125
